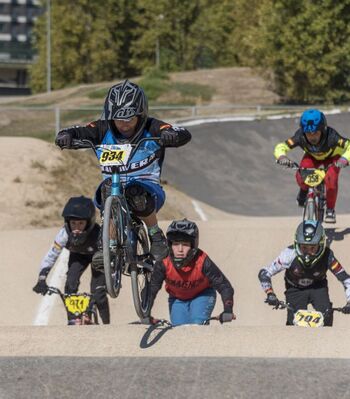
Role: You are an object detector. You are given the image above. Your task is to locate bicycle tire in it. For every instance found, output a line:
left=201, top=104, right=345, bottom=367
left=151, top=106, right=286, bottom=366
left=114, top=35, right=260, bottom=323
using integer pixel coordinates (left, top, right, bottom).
left=103, top=196, right=125, bottom=298
left=91, top=305, right=99, bottom=325
left=303, top=199, right=316, bottom=221
left=130, top=223, right=152, bottom=319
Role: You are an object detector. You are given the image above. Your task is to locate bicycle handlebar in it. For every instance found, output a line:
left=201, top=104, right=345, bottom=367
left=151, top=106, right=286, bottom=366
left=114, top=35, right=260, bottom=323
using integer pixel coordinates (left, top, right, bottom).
left=47, top=286, right=63, bottom=296
left=273, top=300, right=345, bottom=314
left=66, top=136, right=162, bottom=153
left=276, top=160, right=335, bottom=172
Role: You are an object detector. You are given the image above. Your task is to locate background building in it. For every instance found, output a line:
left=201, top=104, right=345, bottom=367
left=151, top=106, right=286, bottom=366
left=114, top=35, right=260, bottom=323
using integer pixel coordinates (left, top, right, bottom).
left=0, top=0, right=42, bottom=95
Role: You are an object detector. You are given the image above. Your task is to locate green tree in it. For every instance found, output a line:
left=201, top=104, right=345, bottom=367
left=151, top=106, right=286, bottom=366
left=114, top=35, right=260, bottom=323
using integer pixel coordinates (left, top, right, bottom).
left=30, top=0, right=138, bottom=92
left=245, top=0, right=350, bottom=103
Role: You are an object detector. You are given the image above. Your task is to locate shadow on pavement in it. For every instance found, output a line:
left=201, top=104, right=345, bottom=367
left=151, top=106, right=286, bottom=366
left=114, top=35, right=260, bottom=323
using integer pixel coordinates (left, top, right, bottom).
left=325, top=227, right=350, bottom=246
left=128, top=320, right=173, bottom=348
left=140, top=324, right=173, bottom=349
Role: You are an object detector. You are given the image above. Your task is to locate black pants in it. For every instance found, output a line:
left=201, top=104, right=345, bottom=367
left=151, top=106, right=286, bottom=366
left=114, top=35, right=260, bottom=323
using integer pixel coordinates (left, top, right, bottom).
left=65, top=252, right=110, bottom=324
left=285, top=281, right=333, bottom=326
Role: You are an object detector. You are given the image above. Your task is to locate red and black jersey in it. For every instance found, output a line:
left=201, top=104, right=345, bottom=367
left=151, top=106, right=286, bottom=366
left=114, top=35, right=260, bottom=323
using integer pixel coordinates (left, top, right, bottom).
left=150, top=249, right=234, bottom=312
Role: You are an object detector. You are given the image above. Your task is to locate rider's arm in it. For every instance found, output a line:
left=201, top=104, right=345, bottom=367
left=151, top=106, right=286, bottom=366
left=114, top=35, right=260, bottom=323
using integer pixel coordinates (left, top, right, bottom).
left=57, top=120, right=108, bottom=144
left=149, top=261, right=166, bottom=308
left=202, top=256, right=234, bottom=313
left=273, top=130, right=301, bottom=160
left=38, top=227, right=68, bottom=277
left=327, top=251, right=350, bottom=302
left=147, top=118, right=191, bottom=147
left=328, top=128, right=350, bottom=162
left=258, top=247, right=294, bottom=294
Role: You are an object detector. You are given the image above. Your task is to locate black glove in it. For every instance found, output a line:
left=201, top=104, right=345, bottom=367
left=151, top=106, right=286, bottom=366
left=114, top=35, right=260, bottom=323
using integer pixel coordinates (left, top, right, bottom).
left=55, top=130, right=72, bottom=148
left=342, top=303, right=350, bottom=314
left=33, top=279, right=49, bottom=295
left=219, top=312, right=233, bottom=323
left=266, top=293, right=279, bottom=307
left=277, top=156, right=293, bottom=167
left=160, top=130, right=178, bottom=147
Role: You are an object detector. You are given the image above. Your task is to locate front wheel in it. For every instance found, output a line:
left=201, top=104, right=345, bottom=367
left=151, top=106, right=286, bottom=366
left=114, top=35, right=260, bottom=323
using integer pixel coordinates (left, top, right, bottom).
left=303, top=199, right=316, bottom=221
left=103, top=196, right=125, bottom=298
left=130, top=223, right=152, bottom=319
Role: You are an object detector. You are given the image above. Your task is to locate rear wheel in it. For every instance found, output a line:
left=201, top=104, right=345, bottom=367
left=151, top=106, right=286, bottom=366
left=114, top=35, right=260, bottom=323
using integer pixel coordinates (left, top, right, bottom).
left=130, top=223, right=152, bottom=319
left=103, top=196, right=125, bottom=298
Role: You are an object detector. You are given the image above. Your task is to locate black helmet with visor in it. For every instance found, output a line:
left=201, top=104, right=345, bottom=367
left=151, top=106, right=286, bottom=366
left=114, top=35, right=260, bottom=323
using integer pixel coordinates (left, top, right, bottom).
left=62, top=196, right=96, bottom=246
left=102, top=80, right=148, bottom=143
left=166, top=219, right=199, bottom=268
left=294, top=220, right=326, bottom=267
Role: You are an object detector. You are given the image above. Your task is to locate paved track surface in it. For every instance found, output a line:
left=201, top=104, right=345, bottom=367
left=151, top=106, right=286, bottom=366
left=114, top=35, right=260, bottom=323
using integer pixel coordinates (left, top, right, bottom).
left=3, top=114, right=350, bottom=398
left=2, top=357, right=350, bottom=399
left=164, top=112, right=350, bottom=216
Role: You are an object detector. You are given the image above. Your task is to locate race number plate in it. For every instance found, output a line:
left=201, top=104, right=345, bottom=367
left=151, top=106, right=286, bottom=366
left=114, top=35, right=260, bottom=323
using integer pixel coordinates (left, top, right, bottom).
left=99, top=144, right=132, bottom=166
left=302, top=170, right=326, bottom=187
left=293, top=309, right=324, bottom=327
left=64, top=295, right=91, bottom=315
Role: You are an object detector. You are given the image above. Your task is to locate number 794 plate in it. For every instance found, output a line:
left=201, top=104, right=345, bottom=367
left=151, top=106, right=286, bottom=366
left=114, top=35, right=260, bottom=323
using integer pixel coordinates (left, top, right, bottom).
left=293, top=309, right=324, bottom=327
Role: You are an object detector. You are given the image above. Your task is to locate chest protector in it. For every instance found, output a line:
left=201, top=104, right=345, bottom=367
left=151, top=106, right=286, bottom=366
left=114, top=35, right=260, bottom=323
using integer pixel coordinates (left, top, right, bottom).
left=285, top=248, right=330, bottom=288
left=66, top=224, right=100, bottom=255
left=163, top=250, right=210, bottom=300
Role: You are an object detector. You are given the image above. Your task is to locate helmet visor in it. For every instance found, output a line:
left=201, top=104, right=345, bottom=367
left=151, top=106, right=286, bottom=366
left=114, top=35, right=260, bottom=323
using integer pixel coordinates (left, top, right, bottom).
left=299, top=243, right=320, bottom=256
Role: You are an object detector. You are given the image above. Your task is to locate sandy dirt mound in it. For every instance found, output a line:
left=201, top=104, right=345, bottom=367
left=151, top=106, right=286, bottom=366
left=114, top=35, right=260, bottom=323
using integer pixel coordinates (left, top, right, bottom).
left=170, top=67, right=279, bottom=105
left=0, top=137, right=224, bottom=230
left=2, top=67, right=279, bottom=108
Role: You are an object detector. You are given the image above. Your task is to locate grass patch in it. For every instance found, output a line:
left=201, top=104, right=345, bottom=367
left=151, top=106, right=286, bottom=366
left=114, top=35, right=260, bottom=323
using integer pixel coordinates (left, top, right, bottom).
left=61, top=109, right=101, bottom=125
left=138, top=68, right=171, bottom=101
left=87, top=87, right=109, bottom=100
left=173, top=81, right=212, bottom=102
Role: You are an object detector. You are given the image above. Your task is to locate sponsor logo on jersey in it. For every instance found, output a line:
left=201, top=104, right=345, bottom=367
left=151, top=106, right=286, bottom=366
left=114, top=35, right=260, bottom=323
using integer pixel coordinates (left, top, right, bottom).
left=166, top=277, right=205, bottom=289
left=101, top=153, right=156, bottom=174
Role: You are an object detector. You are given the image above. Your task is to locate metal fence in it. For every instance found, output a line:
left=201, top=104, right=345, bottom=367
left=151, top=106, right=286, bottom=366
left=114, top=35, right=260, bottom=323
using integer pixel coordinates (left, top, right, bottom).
left=0, top=104, right=348, bottom=140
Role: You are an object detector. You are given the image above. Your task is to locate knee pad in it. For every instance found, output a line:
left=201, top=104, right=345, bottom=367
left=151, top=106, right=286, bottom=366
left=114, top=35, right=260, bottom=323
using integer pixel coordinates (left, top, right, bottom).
left=125, top=184, right=155, bottom=217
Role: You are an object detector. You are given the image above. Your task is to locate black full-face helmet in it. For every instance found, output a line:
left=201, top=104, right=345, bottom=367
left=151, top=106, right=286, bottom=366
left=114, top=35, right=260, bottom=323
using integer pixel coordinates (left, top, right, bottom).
left=166, top=219, right=199, bottom=268
left=294, top=220, right=326, bottom=267
left=102, top=80, right=148, bottom=143
left=62, top=196, right=96, bottom=246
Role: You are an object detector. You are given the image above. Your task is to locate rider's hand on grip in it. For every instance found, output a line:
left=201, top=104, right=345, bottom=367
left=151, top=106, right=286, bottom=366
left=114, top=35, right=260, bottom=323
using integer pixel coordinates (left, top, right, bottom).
left=266, top=293, right=279, bottom=307
left=33, top=279, right=49, bottom=295
left=160, top=130, right=178, bottom=147
left=335, top=157, right=349, bottom=169
left=55, top=130, right=72, bottom=149
left=277, top=156, right=293, bottom=168
left=342, top=303, right=350, bottom=314
left=219, top=312, right=234, bottom=323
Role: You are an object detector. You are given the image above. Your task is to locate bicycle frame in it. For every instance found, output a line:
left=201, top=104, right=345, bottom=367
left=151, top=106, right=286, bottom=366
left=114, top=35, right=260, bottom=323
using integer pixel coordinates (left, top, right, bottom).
left=279, top=161, right=329, bottom=222
left=304, top=182, right=326, bottom=222
left=68, top=136, right=161, bottom=318
left=47, top=286, right=98, bottom=325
